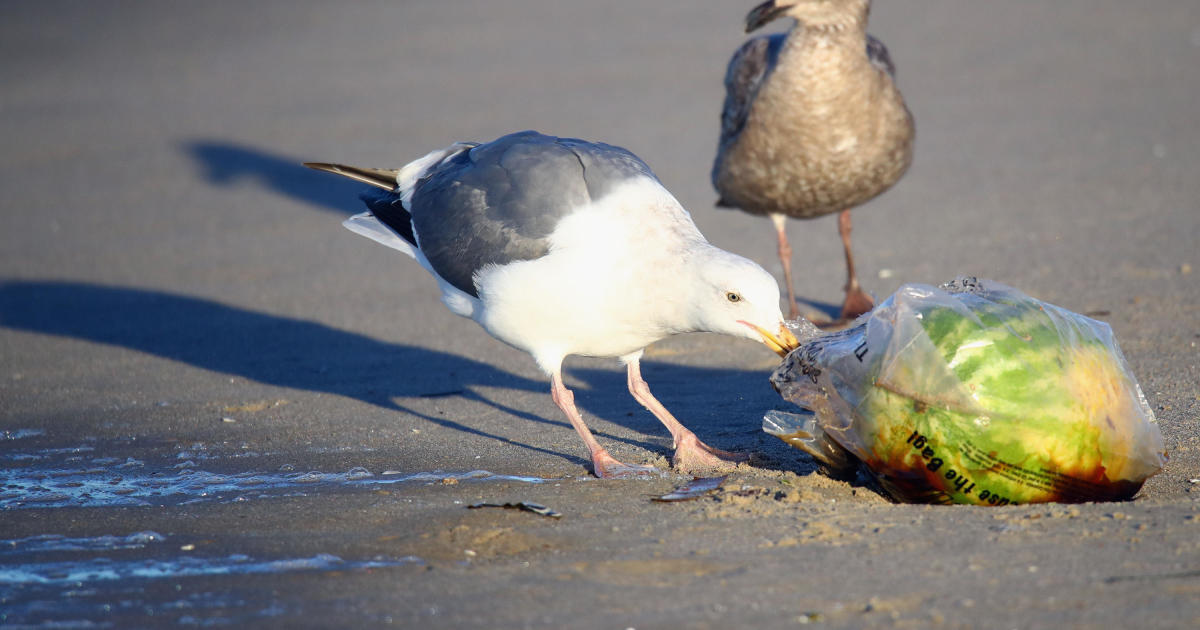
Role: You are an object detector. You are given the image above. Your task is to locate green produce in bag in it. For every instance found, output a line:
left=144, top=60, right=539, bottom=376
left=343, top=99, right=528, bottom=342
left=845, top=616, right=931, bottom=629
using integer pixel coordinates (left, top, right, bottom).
left=760, top=277, right=1168, bottom=505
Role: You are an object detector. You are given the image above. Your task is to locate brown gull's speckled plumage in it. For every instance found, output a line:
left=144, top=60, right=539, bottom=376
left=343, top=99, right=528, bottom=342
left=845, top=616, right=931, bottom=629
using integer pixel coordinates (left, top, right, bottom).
left=712, top=0, right=914, bottom=322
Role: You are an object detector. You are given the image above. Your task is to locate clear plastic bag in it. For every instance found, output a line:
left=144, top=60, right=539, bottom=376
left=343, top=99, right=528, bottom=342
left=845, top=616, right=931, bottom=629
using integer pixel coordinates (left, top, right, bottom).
left=765, top=277, right=1168, bottom=505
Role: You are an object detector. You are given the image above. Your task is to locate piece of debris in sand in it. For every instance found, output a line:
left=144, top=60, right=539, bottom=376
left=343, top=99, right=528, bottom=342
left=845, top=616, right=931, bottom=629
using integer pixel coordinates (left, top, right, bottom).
left=653, top=476, right=728, bottom=502
left=467, top=501, right=562, bottom=519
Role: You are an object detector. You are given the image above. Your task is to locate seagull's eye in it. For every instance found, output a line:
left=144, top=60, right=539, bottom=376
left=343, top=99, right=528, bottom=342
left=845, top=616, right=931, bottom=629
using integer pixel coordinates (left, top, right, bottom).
left=726, top=292, right=742, bottom=303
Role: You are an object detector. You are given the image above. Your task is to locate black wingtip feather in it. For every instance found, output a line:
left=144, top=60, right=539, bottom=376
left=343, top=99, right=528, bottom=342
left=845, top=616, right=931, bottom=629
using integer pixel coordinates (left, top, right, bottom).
left=359, top=189, right=417, bottom=247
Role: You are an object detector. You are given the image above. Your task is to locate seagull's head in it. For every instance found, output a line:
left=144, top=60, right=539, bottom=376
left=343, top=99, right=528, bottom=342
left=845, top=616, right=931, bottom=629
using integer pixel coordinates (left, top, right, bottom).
left=692, top=251, right=799, bottom=357
left=745, top=0, right=870, bottom=33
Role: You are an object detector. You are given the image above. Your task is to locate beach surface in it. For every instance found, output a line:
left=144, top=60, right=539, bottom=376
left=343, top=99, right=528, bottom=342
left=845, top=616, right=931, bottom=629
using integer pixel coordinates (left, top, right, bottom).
left=2, top=2, right=1198, bottom=627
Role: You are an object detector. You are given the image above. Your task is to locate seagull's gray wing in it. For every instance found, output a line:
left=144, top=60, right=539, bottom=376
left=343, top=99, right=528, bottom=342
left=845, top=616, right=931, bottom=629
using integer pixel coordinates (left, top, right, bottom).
left=713, top=33, right=784, bottom=204
left=410, top=131, right=658, bottom=298
left=556, top=136, right=659, bottom=200
left=866, top=34, right=896, bottom=77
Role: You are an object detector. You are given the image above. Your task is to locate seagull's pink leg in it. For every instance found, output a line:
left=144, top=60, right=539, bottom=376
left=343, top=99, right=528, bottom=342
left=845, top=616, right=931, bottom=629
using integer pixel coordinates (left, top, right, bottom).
left=771, top=213, right=802, bottom=320
left=625, top=359, right=749, bottom=475
left=550, top=371, right=657, bottom=479
left=837, top=209, right=874, bottom=321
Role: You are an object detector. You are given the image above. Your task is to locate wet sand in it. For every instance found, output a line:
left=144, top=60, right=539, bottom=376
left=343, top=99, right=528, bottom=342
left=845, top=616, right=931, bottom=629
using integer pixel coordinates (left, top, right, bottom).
left=2, top=1, right=1198, bottom=627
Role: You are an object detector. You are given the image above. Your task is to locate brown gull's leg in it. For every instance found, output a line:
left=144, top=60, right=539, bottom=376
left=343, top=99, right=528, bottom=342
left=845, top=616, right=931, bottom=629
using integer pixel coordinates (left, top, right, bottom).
left=550, top=371, right=657, bottom=479
left=771, top=213, right=802, bottom=320
left=837, top=209, right=874, bottom=322
left=625, top=358, right=748, bottom=475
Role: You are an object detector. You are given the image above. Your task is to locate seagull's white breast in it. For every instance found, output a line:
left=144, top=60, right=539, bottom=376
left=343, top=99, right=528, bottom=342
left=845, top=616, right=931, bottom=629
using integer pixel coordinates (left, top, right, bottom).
left=472, top=178, right=702, bottom=373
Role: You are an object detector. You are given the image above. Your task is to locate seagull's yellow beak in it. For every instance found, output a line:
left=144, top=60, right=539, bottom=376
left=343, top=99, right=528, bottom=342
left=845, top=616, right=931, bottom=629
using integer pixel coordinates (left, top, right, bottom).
left=741, top=321, right=801, bottom=358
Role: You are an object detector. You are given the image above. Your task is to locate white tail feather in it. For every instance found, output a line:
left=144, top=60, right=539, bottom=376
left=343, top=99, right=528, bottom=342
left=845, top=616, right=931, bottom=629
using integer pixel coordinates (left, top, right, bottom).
left=342, top=212, right=417, bottom=259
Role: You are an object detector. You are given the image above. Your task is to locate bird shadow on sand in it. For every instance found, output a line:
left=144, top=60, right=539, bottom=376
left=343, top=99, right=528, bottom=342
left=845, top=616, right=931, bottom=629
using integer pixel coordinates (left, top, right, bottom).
left=183, top=140, right=362, bottom=216
left=182, top=139, right=847, bottom=320
left=0, top=280, right=800, bottom=473
left=795, top=299, right=843, bottom=324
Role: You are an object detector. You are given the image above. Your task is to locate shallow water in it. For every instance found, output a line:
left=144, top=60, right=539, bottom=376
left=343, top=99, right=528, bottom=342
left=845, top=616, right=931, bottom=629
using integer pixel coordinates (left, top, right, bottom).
left=1, top=548, right=422, bottom=586
left=0, top=430, right=559, bottom=627
left=1, top=531, right=168, bottom=554
left=0, top=431, right=554, bottom=510
left=0, top=528, right=422, bottom=627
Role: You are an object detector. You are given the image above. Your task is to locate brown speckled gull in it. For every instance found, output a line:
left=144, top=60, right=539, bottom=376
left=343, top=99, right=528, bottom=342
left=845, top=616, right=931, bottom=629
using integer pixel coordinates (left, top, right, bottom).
left=712, top=0, right=914, bottom=322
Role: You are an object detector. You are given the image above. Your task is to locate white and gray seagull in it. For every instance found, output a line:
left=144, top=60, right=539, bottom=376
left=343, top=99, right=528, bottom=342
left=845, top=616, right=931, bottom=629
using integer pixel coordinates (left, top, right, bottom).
left=307, top=131, right=797, bottom=478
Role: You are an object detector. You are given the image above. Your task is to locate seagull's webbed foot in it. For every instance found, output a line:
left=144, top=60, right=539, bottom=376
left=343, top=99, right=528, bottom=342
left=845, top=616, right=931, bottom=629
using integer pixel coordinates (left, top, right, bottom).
left=625, top=357, right=750, bottom=475
left=591, top=449, right=661, bottom=479
left=671, top=433, right=749, bottom=476
left=551, top=370, right=662, bottom=479
left=837, top=286, right=874, bottom=323
left=829, top=208, right=874, bottom=325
